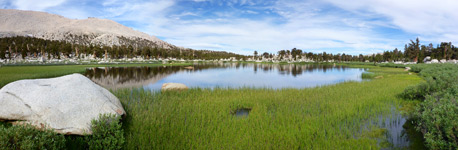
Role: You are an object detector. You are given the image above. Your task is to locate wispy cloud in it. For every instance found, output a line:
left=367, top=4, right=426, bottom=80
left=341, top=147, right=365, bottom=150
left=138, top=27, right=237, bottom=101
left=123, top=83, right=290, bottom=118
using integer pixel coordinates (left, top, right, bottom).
left=324, top=0, right=458, bottom=43
left=12, top=0, right=67, bottom=11
left=1, top=0, right=457, bottom=55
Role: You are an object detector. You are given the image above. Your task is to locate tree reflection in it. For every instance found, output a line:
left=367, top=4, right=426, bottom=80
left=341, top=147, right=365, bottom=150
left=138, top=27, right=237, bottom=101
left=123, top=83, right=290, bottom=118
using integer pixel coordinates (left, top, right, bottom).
left=85, top=63, right=350, bottom=89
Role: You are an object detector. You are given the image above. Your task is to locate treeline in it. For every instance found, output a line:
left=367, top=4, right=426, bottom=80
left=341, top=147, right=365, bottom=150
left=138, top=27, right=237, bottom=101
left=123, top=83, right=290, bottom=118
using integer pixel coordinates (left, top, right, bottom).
left=257, top=38, right=458, bottom=62
left=0, top=36, right=246, bottom=60
left=2, top=36, right=457, bottom=63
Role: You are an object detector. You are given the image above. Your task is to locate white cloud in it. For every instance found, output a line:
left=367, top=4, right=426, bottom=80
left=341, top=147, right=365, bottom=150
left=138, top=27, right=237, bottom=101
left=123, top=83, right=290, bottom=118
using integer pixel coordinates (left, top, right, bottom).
left=150, top=0, right=401, bottom=55
left=101, top=0, right=175, bottom=33
left=3, top=0, right=458, bottom=55
left=324, top=0, right=458, bottom=43
left=12, top=0, right=66, bottom=11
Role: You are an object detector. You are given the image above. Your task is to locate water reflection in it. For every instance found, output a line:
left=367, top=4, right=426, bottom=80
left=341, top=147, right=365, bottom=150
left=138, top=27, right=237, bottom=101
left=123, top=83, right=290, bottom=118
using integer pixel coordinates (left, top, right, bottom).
left=366, top=107, right=427, bottom=149
left=85, top=63, right=366, bottom=90
left=233, top=108, right=251, bottom=117
left=85, top=65, right=215, bottom=89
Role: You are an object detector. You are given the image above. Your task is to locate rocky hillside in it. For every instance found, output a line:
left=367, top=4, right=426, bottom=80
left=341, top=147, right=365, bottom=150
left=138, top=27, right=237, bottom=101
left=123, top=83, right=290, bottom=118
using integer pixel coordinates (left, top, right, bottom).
left=0, top=9, right=175, bottom=49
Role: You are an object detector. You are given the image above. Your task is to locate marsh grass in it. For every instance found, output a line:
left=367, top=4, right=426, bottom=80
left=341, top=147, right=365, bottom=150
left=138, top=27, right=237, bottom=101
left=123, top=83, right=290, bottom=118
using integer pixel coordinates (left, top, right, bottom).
left=0, top=64, right=424, bottom=149
left=114, top=66, right=421, bottom=149
left=361, top=72, right=377, bottom=79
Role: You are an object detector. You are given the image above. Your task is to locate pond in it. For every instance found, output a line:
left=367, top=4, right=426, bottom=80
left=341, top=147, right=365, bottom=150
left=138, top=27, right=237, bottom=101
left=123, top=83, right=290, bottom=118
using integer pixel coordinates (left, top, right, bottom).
left=84, top=63, right=366, bottom=90
left=233, top=108, right=251, bottom=117
left=84, top=62, right=425, bottom=148
left=362, top=106, right=427, bottom=150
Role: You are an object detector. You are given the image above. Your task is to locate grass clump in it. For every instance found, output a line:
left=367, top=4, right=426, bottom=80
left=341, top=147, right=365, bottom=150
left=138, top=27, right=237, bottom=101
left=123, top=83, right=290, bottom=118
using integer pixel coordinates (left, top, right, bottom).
left=87, top=114, right=125, bottom=150
left=0, top=114, right=124, bottom=150
left=361, top=72, right=378, bottom=79
left=0, top=123, right=66, bottom=149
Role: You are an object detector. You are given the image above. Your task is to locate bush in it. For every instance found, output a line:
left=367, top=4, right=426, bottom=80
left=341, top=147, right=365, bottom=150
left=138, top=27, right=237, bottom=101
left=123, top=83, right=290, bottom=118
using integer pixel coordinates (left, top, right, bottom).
left=401, top=65, right=458, bottom=100
left=400, top=64, right=458, bottom=149
left=87, top=114, right=125, bottom=150
left=377, top=63, right=406, bottom=68
left=415, top=94, right=458, bottom=149
left=0, top=123, right=66, bottom=149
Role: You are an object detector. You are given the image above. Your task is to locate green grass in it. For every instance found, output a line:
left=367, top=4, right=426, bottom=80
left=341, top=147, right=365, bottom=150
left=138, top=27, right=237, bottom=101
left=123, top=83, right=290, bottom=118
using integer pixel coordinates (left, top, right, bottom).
left=113, top=66, right=422, bottom=149
left=0, top=64, right=424, bottom=149
left=0, top=63, right=191, bottom=88
left=361, top=72, right=377, bottom=79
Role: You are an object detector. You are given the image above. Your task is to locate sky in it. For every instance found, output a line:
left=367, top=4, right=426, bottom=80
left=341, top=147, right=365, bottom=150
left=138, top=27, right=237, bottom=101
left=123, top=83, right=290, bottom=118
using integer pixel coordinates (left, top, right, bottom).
left=1, top=0, right=458, bottom=55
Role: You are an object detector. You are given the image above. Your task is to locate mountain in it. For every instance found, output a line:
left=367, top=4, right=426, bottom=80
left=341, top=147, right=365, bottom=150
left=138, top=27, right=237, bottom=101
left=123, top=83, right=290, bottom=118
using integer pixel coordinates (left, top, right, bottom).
left=0, top=9, right=175, bottom=49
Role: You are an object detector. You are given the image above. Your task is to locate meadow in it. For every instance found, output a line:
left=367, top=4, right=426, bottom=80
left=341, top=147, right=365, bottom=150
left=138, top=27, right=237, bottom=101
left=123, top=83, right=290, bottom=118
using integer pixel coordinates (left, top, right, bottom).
left=0, top=63, right=424, bottom=149
left=114, top=65, right=422, bottom=149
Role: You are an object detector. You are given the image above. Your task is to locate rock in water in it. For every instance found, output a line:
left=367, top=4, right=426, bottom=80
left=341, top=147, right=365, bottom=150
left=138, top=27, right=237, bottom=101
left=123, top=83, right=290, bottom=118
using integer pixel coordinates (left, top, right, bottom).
left=184, top=66, right=194, bottom=70
left=161, top=83, right=189, bottom=91
left=0, top=74, right=125, bottom=135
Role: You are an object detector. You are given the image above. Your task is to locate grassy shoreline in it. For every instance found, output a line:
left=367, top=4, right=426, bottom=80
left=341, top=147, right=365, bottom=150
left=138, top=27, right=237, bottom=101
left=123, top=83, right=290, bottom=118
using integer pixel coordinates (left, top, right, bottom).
left=0, top=63, right=423, bottom=149
left=0, top=63, right=192, bottom=88
left=114, top=65, right=421, bottom=149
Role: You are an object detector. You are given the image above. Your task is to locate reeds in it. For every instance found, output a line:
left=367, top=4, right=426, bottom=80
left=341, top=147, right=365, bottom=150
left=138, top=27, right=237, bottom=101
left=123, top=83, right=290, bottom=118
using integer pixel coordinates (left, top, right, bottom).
left=114, top=66, right=422, bottom=149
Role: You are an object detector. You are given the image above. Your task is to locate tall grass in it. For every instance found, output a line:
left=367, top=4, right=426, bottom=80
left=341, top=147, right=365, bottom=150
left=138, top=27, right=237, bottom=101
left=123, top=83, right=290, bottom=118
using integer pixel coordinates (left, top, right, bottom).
left=0, top=64, right=423, bottom=149
left=361, top=72, right=377, bottom=79
left=114, top=66, right=421, bottom=149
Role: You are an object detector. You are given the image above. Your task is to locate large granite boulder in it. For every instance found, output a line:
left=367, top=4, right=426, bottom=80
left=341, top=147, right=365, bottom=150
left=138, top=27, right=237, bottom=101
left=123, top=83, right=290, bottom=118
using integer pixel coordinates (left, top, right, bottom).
left=161, top=83, right=189, bottom=91
left=0, top=74, right=125, bottom=135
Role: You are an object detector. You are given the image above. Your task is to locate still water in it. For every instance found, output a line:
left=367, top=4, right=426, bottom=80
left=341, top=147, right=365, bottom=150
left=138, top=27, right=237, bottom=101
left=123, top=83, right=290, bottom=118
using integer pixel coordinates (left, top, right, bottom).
left=84, top=63, right=366, bottom=90
left=361, top=106, right=427, bottom=150
left=378, top=107, right=427, bottom=150
left=84, top=62, right=425, bottom=148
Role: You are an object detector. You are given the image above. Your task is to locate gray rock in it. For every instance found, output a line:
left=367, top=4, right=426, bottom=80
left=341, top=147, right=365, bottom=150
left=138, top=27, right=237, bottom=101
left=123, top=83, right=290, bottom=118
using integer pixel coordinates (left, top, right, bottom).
left=423, top=56, right=431, bottom=62
left=0, top=74, right=125, bottom=135
left=162, top=83, right=189, bottom=91
left=404, top=67, right=411, bottom=71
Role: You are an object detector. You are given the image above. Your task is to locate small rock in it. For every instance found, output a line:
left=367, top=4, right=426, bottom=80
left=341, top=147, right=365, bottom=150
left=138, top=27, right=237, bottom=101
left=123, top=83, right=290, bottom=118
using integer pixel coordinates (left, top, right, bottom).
left=162, top=83, right=189, bottom=91
left=184, top=66, right=194, bottom=70
left=404, top=67, right=411, bottom=71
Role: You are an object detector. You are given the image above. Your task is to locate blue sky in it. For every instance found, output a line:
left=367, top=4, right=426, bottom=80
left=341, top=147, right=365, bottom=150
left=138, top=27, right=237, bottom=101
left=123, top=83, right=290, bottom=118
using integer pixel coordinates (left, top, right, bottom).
left=2, top=0, right=458, bottom=55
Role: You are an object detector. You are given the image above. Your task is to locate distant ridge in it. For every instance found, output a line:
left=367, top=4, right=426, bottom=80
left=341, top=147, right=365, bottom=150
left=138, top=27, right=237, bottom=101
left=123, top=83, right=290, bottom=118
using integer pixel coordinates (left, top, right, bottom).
left=0, top=9, right=175, bottom=49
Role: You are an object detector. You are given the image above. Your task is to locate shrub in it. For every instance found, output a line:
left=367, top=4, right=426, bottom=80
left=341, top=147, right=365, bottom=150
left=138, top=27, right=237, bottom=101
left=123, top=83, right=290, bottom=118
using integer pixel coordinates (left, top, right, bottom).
left=0, top=123, right=66, bottom=149
left=401, top=64, right=458, bottom=149
left=377, top=63, right=406, bottom=68
left=87, top=114, right=125, bottom=150
left=401, top=65, right=458, bottom=101
left=415, top=94, right=458, bottom=149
